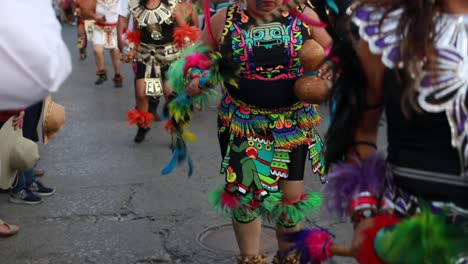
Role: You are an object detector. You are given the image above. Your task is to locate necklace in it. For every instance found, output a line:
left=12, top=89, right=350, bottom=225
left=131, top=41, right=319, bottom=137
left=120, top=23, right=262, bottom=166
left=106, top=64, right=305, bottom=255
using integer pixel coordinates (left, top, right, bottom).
left=129, top=0, right=178, bottom=27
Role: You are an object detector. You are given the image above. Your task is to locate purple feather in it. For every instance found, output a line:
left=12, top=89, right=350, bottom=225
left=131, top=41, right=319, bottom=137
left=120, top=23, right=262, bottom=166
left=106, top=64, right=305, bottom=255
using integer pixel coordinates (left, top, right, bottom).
left=323, top=154, right=386, bottom=218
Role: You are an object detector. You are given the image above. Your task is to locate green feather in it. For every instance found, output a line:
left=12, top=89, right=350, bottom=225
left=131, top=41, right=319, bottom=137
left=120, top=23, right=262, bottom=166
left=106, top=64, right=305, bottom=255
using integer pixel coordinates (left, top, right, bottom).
left=167, top=44, right=213, bottom=94
left=267, top=192, right=322, bottom=227
left=208, top=185, right=260, bottom=221
left=375, top=208, right=468, bottom=264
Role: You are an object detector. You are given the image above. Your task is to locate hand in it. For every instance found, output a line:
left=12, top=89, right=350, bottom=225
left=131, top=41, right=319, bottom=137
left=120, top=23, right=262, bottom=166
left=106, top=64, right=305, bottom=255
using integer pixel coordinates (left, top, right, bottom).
left=118, top=39, right=126, bottom=53
left=351, top=217, right=375, bottom=260
left=95, top=15, right=106, bottom=23
left=121, top=49, right=135, bottom=63
left=12, top=111, right=25, bottom=130
left=317, top=62, right=334, bottom=80
left=186, top=78, right=204, bottom=97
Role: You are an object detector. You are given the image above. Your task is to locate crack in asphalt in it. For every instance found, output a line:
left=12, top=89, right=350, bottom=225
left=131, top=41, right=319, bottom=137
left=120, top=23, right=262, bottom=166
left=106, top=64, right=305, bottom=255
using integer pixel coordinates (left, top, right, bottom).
left=30, top=211, right=154, bottom=224
left=120, top=186, right=138, bottom=213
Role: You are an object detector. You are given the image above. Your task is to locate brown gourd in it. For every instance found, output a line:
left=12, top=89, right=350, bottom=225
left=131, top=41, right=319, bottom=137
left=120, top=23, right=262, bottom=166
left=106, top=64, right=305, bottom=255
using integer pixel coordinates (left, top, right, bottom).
left=294, top=39, right=332, bottom=104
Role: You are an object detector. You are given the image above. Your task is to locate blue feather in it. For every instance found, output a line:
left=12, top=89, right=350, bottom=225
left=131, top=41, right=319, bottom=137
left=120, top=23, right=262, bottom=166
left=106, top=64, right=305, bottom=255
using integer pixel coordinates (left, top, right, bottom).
left=187, top=156, right=194, bottom=176
left=326, top=0, right=339, bottom=14
left=162, top=147, right=180, bottom=175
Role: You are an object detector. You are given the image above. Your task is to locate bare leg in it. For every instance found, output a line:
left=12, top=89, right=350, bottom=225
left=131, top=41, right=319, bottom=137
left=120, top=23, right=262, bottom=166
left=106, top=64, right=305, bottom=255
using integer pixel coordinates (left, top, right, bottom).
left=135, top=79, right=149, bottom=112
left=110, top=48, right=121, bottom=75
left=276, top=180, right=304, bottom=251
left=233, top=217, right=262, bottom=256
left=93, top=44, right=105, bottom=71
left=77, top=22, right=87, bottom=59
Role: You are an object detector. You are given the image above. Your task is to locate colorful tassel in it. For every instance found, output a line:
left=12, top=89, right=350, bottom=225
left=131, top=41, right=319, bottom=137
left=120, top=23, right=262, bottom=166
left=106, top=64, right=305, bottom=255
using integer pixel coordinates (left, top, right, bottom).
left=163, top=44, right=224, bottom=176
left=183, top=53, right=212, bottom=74
left=374, top=210, right=468, bottom=264
left=323, top=154, right=386, bottom=218
left=284, top=229, right=334, bottom=264
left=161, top=132, right=193, bottom=176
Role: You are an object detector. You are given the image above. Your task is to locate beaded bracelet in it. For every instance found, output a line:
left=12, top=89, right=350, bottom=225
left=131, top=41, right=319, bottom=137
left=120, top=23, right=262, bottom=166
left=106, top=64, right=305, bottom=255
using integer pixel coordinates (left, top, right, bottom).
left=185, top=67, right=214, bottom=90
left=349, top=192, right=378, bottom=223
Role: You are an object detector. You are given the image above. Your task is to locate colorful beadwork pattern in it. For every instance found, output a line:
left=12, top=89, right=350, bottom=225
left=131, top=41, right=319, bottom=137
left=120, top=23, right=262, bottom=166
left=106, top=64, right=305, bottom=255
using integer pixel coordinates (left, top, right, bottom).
left=218, top=94, right=326, bottom=187
left=222, top=3, right=305, bottom=81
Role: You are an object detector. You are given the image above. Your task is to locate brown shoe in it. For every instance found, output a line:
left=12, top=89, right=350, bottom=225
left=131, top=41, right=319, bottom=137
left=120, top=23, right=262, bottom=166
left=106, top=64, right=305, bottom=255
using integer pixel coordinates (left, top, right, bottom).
left=112, top=74, right=123, bottom=88
left=237, top=254, right=268, bottom=264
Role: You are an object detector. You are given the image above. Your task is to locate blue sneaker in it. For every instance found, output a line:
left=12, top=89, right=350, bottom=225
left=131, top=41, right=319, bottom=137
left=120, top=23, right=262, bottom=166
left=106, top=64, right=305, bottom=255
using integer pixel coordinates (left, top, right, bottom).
left=30, top=181, right=55, bottom=196
left=9, top=189, right=42, bottom=204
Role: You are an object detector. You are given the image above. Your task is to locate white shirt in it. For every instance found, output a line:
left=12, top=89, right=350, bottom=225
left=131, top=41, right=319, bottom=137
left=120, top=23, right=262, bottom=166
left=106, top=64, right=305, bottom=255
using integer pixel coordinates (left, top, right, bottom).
left=118, top=0, right=129, bottom=17
left=118, top=0, right=134, bottom=31
left=96, top=0, right=121, bottom=24
left=0, top=0, right=72, bottom=110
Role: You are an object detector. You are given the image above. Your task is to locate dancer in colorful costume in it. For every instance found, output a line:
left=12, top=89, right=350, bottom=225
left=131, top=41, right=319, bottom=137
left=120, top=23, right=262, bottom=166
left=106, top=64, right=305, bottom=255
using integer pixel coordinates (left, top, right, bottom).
left=164, top=0, right=335, bottom=262
left=123, top=0, right=200, bottom=143
left=287, top=0, right=468, bottom=263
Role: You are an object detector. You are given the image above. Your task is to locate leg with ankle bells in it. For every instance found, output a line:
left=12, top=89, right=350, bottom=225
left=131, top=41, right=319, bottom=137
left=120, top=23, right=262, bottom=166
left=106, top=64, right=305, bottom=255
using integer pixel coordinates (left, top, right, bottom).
left=93, top=44, right=105, bottom=71
left=233, top=217, right=262, bottom=256
left=276, top=180, right=304, bottom=252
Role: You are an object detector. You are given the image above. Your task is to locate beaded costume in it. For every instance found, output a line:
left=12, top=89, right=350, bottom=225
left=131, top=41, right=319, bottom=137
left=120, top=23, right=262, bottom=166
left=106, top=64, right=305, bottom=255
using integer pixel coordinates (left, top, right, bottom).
left=129, top=0, right=182, bottom=96
left=165, top=2, right=327, bottom=227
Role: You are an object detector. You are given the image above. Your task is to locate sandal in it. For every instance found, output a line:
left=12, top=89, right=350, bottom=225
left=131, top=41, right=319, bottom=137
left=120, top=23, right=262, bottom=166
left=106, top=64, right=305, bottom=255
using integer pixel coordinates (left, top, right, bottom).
left=0, top=219, right=19, bottom=237
left=79, top=50, right=87, bottom=61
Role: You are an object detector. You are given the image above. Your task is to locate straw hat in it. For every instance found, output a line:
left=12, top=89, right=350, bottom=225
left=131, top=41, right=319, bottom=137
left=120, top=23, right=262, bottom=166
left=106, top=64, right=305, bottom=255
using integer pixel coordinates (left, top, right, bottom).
left=0, top=117, right=40, bottom=190
left=42, top=95, right=65, bottom=145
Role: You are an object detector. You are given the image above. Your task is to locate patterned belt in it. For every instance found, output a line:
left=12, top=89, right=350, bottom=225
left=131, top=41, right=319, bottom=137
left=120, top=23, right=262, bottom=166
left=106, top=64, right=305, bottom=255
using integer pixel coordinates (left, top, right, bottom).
left=135, top=43, right=180, bottom=67
left=94, top=23, right=117, bottom=32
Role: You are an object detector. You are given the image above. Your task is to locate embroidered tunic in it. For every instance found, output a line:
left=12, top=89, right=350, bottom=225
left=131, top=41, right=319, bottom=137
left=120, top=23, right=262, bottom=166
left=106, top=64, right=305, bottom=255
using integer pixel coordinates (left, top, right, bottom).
left=216, top=3, right=326, bottom=204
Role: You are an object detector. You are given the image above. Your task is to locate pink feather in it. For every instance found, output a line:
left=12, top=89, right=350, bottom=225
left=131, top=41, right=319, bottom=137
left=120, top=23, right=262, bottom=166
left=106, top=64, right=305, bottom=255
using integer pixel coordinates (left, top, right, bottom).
left=220, top=191, right=241, bottom=209
left=183, top=53, right=212, bottom=74
left=304, top=230, right=334, bottom=262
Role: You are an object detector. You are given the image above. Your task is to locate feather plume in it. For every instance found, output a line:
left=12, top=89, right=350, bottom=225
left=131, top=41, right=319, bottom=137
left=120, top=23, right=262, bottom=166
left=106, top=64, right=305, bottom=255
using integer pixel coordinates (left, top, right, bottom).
left=123, top=29, right=141, bottom=46
left=284, top=229, right=334, bottom=264
left=323, top=154, right=386, bottom=217
left=374, top=210, right=468, bottom=264
left=357, top=213, right=401, bottom=264
left=173, top=25, right=201, bottom=48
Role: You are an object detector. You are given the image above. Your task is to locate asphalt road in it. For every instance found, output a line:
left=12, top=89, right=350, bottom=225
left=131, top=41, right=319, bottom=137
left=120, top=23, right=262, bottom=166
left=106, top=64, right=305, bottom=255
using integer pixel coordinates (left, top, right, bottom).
left=0, top=24, right=387, bottom=264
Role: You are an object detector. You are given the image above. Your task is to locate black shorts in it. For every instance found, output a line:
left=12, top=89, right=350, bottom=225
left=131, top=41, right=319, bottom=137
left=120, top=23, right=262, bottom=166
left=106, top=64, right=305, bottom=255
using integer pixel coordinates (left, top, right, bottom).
left=135, top=62, right=169, bottom=80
